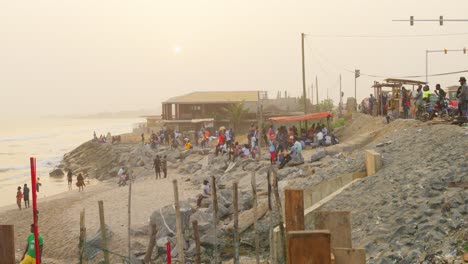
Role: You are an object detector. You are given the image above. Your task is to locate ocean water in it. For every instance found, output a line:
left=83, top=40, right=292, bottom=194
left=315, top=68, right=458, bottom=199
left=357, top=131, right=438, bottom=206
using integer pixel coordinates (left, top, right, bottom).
left=0, top=117, right=143, bottom=207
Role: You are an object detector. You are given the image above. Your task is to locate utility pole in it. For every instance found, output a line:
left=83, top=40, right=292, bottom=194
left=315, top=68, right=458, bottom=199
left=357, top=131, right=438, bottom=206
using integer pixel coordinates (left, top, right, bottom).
left=354, top=69, right=360, bottom=110
left=301, top=33, right=307, bottom=115
left=339, top=74, right=342, bottom=117
left=315, top=76, right=319, bottom=105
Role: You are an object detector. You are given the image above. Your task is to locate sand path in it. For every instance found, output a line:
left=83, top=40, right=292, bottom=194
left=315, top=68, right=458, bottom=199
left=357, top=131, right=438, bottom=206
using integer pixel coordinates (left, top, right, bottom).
left=0, top=169, right=199, bottom=263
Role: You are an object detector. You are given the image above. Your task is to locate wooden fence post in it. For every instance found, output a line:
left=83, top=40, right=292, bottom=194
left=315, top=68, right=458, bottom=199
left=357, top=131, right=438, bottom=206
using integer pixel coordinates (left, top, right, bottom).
left=144, top=224, right=158, bottom=264
left=267, top=170, right=274, bottom=264
left=98, top=200, right=110, bottom=264
left=271, top=167, right=286, bottom=264
left=192, top=220, right=201, bottom=264
left=172, top=179, right=186, bottom=264
left=251, top=172, right=260, bottom=264
left=284, top=189, right=305, bottom=264
left=0, top=225, right=15, bottom=264
left=79, top=209, right=86, bottom=264
left=233, top=182, right=239, bottom=264
left=211, top=175, right=220, bottom=264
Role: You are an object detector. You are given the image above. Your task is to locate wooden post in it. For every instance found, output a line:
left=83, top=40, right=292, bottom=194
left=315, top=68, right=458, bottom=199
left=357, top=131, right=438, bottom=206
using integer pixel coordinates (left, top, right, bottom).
left=0, top=225, right=15, bottom=264
left=287, top=230, right=331, bottom=264
left=271, top=167, right=286, bottom=263
left=79, top=209, right=86, bottom=264
left=144, top=224, right=158, bottom=264
left=172, top=179, right=185, bottom=264
left=251, top=172, right=260, bottom=264
left=285, top=189, right=305, bottom=264
left=233, top=182, right=239, bottom=264
left=267, top=170, right=274, bottom=263
left=314, top=211, right=352, bottom=249
left=128, top=177, right=132, bottom=262
left=192, top=220, right=201, bottom=264
left=284, top=189, right=305, bottom=234
left=211, top=175, right=219, bottom=264
left=98, top=200, right=110, bottom=264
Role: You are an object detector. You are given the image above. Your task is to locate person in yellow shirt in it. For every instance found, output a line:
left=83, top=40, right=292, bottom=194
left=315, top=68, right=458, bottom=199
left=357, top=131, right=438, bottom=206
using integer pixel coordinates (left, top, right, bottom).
left=185, top=140, right=192, bottom=150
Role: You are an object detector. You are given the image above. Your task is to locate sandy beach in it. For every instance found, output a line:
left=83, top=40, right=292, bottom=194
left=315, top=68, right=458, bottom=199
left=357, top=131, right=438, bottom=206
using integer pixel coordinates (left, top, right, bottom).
left=0, top=167, right=199, bottom=263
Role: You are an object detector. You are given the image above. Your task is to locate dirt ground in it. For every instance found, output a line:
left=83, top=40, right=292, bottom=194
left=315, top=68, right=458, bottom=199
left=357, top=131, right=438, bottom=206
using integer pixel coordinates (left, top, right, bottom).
left=0, top=169, right=199, bottom=263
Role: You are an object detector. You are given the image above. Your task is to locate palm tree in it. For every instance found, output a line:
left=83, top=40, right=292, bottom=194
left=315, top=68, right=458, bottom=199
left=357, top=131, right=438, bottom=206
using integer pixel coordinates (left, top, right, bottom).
left=222, top=102, right=249, bottom=131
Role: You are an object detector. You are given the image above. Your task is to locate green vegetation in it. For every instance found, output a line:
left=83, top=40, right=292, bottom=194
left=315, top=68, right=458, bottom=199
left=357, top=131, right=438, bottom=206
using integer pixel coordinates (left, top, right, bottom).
left=222, top=102, right=249, bottom=131
left=332, top=117, right=346, bottom=129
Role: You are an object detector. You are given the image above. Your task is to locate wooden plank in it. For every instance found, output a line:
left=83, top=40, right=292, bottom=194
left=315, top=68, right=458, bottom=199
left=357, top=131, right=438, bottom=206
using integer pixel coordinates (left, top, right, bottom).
left=333, top=248, right=366, bottom=264
left=314, top=211, right=352, bottom=249
left=447, top=182, right=468, bottom=188
left=285, top=189, right=305, bottom=234
left=0, top=225, right=15, bottom=264
left=287, top=230, right=331, bottom=264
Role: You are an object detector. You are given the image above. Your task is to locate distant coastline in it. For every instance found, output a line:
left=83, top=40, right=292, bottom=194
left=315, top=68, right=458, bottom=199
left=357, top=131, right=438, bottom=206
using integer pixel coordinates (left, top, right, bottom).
left=66, top=108, right=160, bottom=119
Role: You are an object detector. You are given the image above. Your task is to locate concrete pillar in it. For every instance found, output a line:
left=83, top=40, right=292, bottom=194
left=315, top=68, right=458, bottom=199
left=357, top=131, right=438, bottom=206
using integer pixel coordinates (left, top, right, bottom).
left=314, top=211, right=352, bottom=249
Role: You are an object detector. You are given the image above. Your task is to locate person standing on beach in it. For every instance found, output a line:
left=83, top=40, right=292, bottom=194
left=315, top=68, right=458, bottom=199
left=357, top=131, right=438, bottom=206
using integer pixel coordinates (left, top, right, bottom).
left=20, top=224, right=44, bottom=264
left=76, top=173, right=85, bottom=192
left=16, top=186, right=23, bottom=210
left=153, top=155, right=161, bottom=179
left=36, top=178, right=42, bottom=193
left=67, top=170, right=73, bottom=190
left=161, top=155, right=168, bottom=178
left=23, top=184, right=30, bottom=208
left=141, top=133, right=145, bottom=145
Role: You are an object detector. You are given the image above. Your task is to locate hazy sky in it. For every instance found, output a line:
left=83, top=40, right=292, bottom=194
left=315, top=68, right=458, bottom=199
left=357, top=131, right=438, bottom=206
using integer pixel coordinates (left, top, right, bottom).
left=1, top=0, right=467, bottom=118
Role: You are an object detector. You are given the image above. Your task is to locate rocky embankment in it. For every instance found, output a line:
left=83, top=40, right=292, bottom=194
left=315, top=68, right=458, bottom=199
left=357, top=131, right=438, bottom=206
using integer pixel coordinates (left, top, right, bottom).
left=54, top=114, right=467, bottom=263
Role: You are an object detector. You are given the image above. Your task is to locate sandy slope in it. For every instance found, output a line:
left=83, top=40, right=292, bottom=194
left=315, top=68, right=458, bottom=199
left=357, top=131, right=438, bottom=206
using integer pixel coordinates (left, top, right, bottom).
left=0, top=168, right=199, bottom=263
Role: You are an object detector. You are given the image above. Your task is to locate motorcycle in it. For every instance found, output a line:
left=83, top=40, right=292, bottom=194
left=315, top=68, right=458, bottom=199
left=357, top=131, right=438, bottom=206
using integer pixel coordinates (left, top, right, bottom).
left=417, top=103, right=433, bottom=122
left=432, top=98, right=456, bottom=121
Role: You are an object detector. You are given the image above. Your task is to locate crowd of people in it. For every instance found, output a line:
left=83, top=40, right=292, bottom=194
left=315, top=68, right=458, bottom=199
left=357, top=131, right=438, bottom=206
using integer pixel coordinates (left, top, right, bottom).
left=363, top=76, right=468, bottom=121
left=212, top=122, right=339, bottom=169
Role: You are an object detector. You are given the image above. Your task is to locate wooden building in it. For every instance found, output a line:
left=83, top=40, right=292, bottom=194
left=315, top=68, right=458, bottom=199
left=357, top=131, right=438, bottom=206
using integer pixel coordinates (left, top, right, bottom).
left=161, top=91, right=259, bottom=131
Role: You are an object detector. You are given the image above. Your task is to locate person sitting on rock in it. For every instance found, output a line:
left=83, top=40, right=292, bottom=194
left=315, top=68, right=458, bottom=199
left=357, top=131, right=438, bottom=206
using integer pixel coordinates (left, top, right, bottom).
left=196, top=180, right=211, bottom=207
left=240, top=144, right=250, bottom=158
left=184, top=140, right=192, bottom=150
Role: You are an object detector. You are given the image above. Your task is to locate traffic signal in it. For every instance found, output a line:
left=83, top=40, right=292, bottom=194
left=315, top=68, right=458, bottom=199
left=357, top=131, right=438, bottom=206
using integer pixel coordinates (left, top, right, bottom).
left=444, top=48, right=448, bottom=54
left=439, top=16, right=444, bottom=26
left=410, top=16, right=414, bottom=26
left=355, top=69, right=360, bottom=78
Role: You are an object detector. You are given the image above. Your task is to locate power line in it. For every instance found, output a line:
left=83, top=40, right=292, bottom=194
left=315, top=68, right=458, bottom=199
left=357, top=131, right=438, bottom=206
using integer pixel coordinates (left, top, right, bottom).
left=303, top=32, right=468, bottom=38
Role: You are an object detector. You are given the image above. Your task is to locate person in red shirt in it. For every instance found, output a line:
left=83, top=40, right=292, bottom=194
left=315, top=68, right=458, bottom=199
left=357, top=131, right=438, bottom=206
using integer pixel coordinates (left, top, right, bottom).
left=216, top=130, right=225, bottom=156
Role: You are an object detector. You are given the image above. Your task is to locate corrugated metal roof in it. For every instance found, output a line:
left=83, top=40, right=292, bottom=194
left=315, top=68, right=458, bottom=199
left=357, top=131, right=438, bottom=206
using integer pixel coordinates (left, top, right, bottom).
left=163, top=91, right=259, bottom=104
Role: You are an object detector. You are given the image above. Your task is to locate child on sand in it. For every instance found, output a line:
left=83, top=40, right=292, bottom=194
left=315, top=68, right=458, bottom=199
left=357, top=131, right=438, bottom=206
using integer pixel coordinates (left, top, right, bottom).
left=16, top=186, right=23, bottom=210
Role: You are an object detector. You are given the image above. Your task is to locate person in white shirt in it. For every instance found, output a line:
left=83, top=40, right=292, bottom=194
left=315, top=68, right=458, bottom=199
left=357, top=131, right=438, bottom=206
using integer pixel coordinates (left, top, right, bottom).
left=325, top=135, right=332, bottom=145
left=197, top=180, right=211, bottom=206
left=241, top=145, right=250, bottom=158
left=322, top=127, right=328, bottom=136
left=316, top=131, right=324, bottom=145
